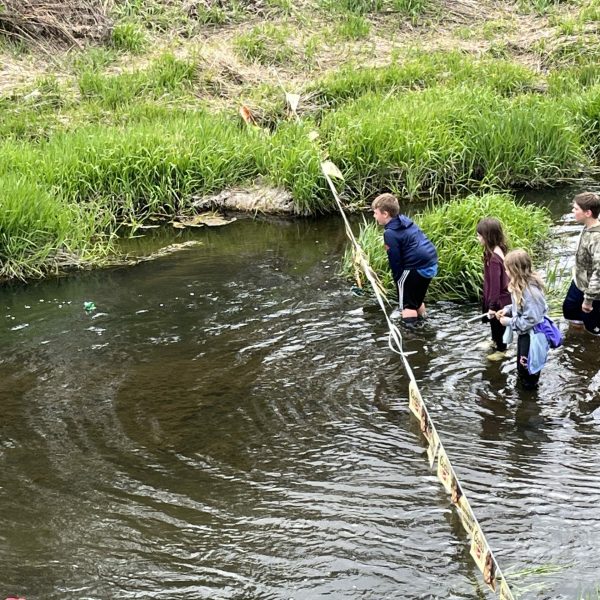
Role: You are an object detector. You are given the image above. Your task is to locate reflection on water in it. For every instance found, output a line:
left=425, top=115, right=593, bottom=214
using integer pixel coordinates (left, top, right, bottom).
left=1, top=191, right=600, bottom=600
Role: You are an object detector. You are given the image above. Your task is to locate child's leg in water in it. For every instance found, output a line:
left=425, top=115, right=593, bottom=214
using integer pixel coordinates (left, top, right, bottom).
left=517, top=334, right=540, bottom=389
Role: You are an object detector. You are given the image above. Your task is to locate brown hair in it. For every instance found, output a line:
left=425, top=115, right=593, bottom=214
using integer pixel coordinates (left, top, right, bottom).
left=371, top=193, right=399, bottom=218
left=504, top=249, right=544, bottom=308
left=476, top=218, right=508, bottom=258
left=573, top=191, right=600, bottom=218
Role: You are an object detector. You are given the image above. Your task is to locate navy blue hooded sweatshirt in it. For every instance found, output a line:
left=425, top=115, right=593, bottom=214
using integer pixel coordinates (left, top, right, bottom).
left=383, top=215, right=438, bottom=282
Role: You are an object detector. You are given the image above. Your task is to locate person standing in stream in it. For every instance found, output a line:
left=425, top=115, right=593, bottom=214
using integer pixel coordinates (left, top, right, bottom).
left=562, top=191, right=600, bottom=335
left=372, top=193, right=438, bottom=325
left=476, top=218, right=511, bottom=361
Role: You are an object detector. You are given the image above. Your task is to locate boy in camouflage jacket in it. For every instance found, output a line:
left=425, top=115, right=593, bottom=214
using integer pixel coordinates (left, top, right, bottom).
left=562, top=191, right=600, bottom=335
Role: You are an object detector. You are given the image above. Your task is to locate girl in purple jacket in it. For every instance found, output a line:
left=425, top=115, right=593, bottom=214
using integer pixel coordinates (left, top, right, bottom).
left=476, top=218, right=511, bottom=360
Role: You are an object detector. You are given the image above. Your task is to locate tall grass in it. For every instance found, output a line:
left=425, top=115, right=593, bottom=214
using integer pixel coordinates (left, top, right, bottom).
left=34, top=114, right=259, bottom=223
left=517, top=0, right=567, bottom=15
left=319, top=0, right=383, bottom=14
left=111, top=22, right=148, bottom=53
left=252, top=121, right=328, bottom=213
left=548, top=65, right=600, bottom=94
left=0, top=175, right=113, bottom=281
left=323, top=86, right=586, bottom=199
left=0, top=112, right=334, bottom=225
left=0, top=56, right=596, bottom=227
left=564, top=84, right=600, bottom=158
left=341, top=193, right=552, bottom=301
left=334, top=14, right=372, bottom=40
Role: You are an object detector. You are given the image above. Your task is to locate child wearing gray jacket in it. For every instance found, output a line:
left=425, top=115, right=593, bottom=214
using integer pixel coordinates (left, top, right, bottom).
left=497, top=250, right=548, bottom=390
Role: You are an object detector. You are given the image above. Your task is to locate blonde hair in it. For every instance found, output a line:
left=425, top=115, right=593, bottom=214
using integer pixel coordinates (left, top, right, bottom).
left=504, top=249, right=544, bottom=308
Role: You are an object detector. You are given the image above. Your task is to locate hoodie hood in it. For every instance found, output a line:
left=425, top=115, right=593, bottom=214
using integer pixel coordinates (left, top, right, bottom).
left=385, top=215, right=413, bottom=230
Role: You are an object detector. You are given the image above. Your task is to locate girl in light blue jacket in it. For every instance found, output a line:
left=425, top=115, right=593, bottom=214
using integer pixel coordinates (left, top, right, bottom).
left=497, top=249, right=548, bottom=390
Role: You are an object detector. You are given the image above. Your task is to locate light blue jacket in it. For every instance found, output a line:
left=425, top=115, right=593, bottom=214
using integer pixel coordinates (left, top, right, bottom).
left=502, top=284, right=549, bottom=374
left=501, top=285, right=548, bottom=334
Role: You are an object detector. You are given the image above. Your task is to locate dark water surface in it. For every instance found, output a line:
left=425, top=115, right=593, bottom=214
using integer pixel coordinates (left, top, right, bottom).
left=1, top=191, right=600, bottom=600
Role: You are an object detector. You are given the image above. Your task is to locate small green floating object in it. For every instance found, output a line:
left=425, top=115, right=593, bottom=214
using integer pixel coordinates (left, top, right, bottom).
left=83, top=301, right=96, bottom=312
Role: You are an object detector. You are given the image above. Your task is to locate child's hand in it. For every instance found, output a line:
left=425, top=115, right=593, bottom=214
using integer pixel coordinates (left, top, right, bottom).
left=495, top=309, right=504, bottom=319
left=582, top=300, right=593, bottom=313
left=487, top=310, right=496, bottom=320
left=499, top=316, right=510, bottom=326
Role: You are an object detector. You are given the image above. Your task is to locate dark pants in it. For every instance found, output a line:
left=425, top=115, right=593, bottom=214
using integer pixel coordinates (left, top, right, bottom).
left=517, top=333, right=540, bottom=390
left=562, top=281, right=600, bottom=335
left=490, top=318, right=507, bottom=352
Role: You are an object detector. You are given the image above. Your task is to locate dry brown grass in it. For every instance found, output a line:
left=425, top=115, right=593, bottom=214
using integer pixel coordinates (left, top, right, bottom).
left=0, top=0, right=111, bottom=48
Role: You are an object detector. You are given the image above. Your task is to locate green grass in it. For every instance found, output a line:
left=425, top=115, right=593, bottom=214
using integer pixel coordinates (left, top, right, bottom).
left=334, top=14, right=372, bottom=40
left=0, top=32, right=600, bottom=282
left=564, top=84, right=600, bottom=158
left=548, top=65, right=600, bottom=94
left=234, top=24, right=296, bottom=65
left=111, top=0, right=196, bottom=32
left=392, top=0, right=429, bottom=18
left=310, top=51, right=541, bottom=109
left=517, top=0, right=566, bottom=15
left=0, top=175, right=113, bottom=281
left=71, top=47, right=119, bottom=73
left=318, top=0, right=428, bottom=16
left=78, top=53, right=198, bottom=109
left=111, top=22, right=148, bottom=53
left=341, top=193, right=552, bottom=301
left=319, top=0, right=384, bottom=15
left=323, top=86, right=586, bottom=200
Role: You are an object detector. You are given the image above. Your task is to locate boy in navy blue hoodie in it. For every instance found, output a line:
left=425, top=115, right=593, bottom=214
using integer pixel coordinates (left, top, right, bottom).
left=372, top=193, right=438, bottom=323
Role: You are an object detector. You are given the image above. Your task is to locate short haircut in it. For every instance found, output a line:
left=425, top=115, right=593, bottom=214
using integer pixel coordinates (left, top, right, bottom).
left=574, top=191, right=600, bottom=218
left=371, top=193, right=399, bottom=218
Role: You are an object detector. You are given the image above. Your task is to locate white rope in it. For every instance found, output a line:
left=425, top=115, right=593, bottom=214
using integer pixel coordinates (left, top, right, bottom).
left=321, top=166, right=417, bottom=382
left=322, top=163, right=515, bottom=600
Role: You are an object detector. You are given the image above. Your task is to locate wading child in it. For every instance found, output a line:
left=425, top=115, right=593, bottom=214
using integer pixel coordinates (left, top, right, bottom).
left=372, top=193, right=438, bottom=324
left=497, top=250, right=548, bottom=390
left=476, top=218, right=511, bottom=361
left=562, top=191, right=600, bottom=335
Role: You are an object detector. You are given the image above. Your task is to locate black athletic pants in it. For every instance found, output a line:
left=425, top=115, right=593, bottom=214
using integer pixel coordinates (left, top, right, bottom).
left=517, top=333, right=540, bottom=390
left=490, top=318, right=507, bottom=352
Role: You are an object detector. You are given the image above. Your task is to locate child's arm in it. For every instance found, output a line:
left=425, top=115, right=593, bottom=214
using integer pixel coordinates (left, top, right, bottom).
left=582, top=236, right=600, bottom=311
left=383, top=229, right=404, bottom=282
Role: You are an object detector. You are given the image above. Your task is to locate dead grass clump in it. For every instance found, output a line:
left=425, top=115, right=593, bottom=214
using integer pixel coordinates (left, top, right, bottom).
left=0, top=0, right=112, bottom=48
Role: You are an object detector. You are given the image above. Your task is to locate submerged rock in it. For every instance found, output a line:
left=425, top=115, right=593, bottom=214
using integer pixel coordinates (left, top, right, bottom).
left=191, top=185, right=295, bottom=214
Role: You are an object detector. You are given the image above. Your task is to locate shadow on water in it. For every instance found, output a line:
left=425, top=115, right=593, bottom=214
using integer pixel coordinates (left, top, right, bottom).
left=1, top=191, right=600, bottom=599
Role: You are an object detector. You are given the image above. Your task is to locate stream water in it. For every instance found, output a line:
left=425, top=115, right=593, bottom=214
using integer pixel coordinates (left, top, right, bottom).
left=1, top=188, right=599, bottom=600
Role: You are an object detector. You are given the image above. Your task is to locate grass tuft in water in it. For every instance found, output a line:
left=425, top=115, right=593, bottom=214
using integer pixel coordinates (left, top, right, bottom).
left=0, top=175, right=113, bottom=282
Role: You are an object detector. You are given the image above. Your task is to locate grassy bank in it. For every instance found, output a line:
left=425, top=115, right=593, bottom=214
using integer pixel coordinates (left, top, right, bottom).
left=0, top=175, right=113, bottom=281
left=1, top=0, right=600, bottom=282
left=2, top=62, right=597, bottom=213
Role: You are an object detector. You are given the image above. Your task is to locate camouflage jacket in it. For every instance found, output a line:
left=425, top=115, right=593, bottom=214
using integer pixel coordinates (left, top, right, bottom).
left=574, top=224, right=600, bottom=302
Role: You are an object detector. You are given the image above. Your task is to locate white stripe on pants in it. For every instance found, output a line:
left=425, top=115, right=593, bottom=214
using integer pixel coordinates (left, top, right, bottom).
left=397, top=270, right=410, bottom=311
